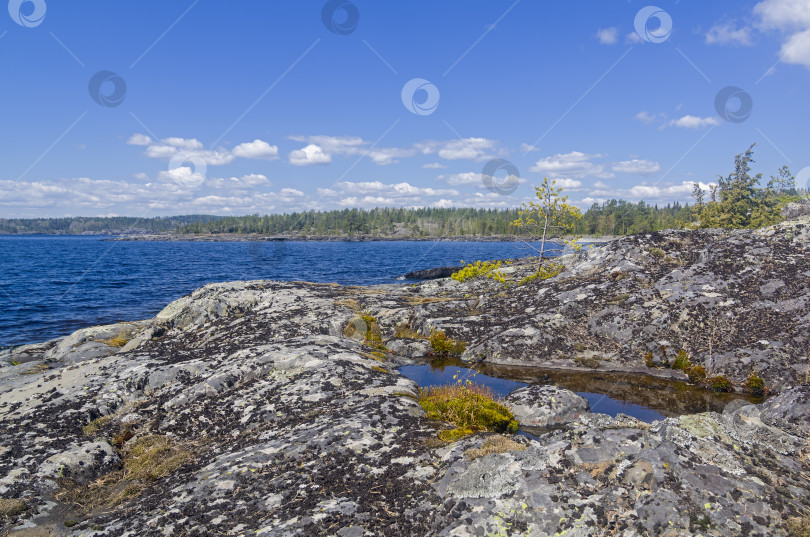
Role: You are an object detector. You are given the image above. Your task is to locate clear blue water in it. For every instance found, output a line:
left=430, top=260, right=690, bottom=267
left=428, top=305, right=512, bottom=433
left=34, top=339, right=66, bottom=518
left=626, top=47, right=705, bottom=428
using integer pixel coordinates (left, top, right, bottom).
left=0, top=236, right=539, bottom=347
left=398, top=364, right=667, bottom=423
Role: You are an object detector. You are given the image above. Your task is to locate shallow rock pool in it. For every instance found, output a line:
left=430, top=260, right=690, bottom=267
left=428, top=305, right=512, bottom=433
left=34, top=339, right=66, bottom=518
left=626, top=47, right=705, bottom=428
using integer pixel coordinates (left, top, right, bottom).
left=398, top=359, right=762, bottom=423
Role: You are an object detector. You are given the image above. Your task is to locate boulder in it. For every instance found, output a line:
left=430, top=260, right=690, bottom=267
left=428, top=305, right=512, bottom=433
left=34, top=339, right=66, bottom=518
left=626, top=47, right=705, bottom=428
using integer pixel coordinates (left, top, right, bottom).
left=403, top=266, right=461, bottom=280
left=504, top=385, right=589, bottom=428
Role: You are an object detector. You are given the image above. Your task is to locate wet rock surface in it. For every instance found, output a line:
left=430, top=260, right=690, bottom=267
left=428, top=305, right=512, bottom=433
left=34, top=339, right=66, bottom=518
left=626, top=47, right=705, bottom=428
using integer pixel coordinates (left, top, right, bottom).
left=2, top=219, right=810, bottom=536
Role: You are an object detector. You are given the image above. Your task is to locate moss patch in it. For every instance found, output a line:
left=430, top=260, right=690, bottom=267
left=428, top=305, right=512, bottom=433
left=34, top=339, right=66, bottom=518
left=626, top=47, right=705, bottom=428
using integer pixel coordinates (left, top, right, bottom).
left=709, top=375, right=734, bottom=392
left=98, top=336, right=129, bottom=348
left=743, top=371, right=766, bottom=397
left=82, top=415, right=113, bottom=438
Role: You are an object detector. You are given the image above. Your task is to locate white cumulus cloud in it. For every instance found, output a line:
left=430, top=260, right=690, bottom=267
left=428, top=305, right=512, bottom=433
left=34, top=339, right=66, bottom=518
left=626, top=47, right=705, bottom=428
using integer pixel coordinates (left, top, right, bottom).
left=232, top=139, right=279, bottom=160
left=706, top=22, right=753, bottom=45
left=529, top=151, right=614, bottom=179
left=754, top=0, right=810, bottom=68
left=612, top=159, right=661, bottom=175
left=596, top=27, right=619, bottom=44
left=668, top=115, right=720, bottom=129
left=127, top=133, right=152, bottom=146
left=289, top=144, right=332, bottom=166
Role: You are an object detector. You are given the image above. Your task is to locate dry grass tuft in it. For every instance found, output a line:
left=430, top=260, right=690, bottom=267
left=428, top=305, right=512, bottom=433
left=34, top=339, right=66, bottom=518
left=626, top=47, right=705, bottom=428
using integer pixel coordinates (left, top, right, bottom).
left=56, top=434, right=193, bottom=513
left=787, top=516, right=810, bottom=537
left=465, top=435, right=527, bottom=460
left=0, top=498, right=26, bottom=518
left=394, top=323, right=423, bottom=339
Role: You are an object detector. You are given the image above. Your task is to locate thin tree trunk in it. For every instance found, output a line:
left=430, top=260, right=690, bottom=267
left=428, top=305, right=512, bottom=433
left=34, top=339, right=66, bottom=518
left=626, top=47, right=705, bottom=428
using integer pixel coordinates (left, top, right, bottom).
left=539, top=217, right=548, bottom=271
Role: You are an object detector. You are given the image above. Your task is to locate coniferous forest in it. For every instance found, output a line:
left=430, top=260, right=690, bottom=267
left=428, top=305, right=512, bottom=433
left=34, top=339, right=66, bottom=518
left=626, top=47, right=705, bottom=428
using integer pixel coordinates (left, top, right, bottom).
left=0, top=202, right=696, bottom=238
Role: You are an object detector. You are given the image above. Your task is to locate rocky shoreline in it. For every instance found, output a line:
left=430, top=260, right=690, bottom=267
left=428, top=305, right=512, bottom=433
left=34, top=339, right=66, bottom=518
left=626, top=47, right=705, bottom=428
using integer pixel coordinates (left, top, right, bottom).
left=2, top=217, right=810, bottom=536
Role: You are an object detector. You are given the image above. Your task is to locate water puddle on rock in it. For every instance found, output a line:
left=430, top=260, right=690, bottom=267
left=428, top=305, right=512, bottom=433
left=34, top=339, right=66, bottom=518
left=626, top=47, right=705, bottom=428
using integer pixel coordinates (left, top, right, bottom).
left=399, top=358, right=763, bottom=424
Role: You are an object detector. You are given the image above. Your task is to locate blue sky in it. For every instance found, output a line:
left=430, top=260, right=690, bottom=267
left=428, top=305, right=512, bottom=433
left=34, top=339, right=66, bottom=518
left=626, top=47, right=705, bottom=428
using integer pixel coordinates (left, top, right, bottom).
left=1, top=0, right=809, bottom=217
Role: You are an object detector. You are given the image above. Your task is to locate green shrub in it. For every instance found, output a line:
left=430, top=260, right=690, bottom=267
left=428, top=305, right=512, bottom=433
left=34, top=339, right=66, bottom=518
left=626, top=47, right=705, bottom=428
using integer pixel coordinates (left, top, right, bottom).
left=429, top=330, right=467, bottom=356
left=743, top=371, right=766, bottom=397
left=649, top=247, right=666, bottom=259
left=420, top=384, right=519, bottom=441
left=672, top=350, right=691, bottom=371
left=451, top=260, right=507, bottom=285
left=686, top=365, right=707, bottom=382
left=709, top=375, right=734, bottom=392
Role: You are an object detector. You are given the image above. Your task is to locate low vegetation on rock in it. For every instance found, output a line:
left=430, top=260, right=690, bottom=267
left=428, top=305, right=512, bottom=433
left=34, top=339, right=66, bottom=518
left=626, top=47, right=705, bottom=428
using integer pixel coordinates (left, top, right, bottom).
left=428, top=329, right=467, bottom=356
left=419, top=384, right=519, bottom=442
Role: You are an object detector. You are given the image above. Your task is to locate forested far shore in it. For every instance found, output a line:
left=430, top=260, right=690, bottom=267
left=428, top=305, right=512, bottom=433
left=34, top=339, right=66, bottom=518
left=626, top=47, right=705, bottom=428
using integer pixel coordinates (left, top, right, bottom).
left=1, top=200, right=694, bottom=237
left=0, top=215, right=223, bottom=235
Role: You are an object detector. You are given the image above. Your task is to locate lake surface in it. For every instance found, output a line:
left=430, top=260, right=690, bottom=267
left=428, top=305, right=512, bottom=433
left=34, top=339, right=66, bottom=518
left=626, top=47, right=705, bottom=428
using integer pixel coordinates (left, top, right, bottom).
left=0, top=236, right=543, bottom=347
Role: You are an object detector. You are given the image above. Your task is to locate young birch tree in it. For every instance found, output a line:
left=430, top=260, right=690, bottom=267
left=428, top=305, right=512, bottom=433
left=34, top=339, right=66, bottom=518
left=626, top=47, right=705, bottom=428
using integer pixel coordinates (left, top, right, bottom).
left=510, top=177, right=583, bottom=270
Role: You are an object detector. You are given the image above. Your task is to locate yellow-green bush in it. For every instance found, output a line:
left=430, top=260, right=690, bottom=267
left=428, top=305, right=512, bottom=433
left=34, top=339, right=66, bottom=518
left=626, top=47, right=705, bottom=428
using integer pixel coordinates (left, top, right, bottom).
left=709, top=375, right=734, bottom=392
left=420, top=384, right=519, bottom=441
left=451, top=260, right=507, bottom=285
left=429, top=330, right=467, bottom=356
left=518, top=263, right=564, bottom=286
left=743, top=371, right=766, bottom=397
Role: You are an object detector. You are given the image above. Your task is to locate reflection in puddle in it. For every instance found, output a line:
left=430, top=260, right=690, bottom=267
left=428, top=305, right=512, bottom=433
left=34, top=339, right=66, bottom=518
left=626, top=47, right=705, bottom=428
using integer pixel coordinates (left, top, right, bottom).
left=399, top=358, right=763, bottom=424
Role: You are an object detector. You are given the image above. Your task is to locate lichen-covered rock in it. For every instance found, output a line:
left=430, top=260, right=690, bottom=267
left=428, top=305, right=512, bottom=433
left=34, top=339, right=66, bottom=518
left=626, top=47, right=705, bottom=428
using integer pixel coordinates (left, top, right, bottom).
left=411, top=218, right=810, bottom=392
left=504, top=385, right=589, bottom=428
left=757, top=384, right=810, bottom=437
left=3, top=220, right=810, bottom=536
left=38, top=441, right=121, bottom=484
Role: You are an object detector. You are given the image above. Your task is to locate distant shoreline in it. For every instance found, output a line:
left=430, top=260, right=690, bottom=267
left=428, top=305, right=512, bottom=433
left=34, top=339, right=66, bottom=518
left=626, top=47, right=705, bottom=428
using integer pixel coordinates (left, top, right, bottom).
left=104, top=233, right=619, bottom=243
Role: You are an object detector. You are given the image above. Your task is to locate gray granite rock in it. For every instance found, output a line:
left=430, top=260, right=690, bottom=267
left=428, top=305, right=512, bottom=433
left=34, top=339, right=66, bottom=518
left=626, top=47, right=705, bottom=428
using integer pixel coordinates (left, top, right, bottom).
left=504, top=384, right=589, bottom=428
